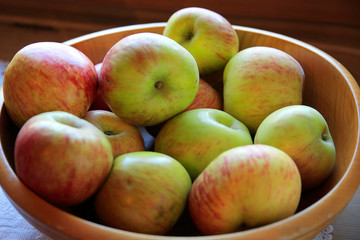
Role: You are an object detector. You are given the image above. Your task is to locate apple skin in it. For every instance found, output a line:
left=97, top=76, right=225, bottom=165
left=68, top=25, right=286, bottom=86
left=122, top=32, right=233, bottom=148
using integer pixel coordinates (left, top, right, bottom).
left=3, top=42, right=98, bottom=128
left=14, top=111, right=113, bottom=207
left=89, top=62, right=111, bottom=111
left=147, top=78, right=222, bottom=137
left=254, top=105, right=336, bottom=190
left=223, top=46, right=304, bottom=134
left=163, top=7, right=239, bottom=75
left=154, top=108, right=253, bottom=180
left=94, top=151, right=192, bottom=235
left=189, top=144, right=302, bottom=235
left=84, top=110, right=145, bottom=159
left=183, top=78, right=222, bottom=111
left=99, top=32, right=199, bottom=126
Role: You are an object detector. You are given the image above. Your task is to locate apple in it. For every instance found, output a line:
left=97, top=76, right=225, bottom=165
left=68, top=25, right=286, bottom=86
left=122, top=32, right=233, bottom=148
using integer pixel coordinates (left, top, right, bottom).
left=189, top=144, right=302, bottom=235
left=154, top=108, right=253, bottom=180
left=3, top=42, right=98, bottom=128
left=14, top=111, right=113, bottom=207
left=254, top=105, right=336, bottom=190
left=183, top=78, right=222, bottom=111
left=99, top=32, right=199, bottom=126
left=147, top=78, right=222, bottom=137
left=223, top=46, right=304, bottom=134
left=84, top=110, right=145, bottom=159
left=89, top=62, right=111, bottom=111
left=94, top=151, right=192, bottom=235
left=163, top=7, right=239, bottom=75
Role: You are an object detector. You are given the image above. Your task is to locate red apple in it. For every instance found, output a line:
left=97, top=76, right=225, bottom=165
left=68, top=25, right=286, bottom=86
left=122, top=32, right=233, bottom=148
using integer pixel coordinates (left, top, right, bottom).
left=183, top=78, right=222, bottom=111
left=3, top=42, right=98, bottom=127
left=84, top=110, right=145, bottom=159
left=14, top=111, right=113, bottom=207
left=147, top=78, right=222, bottom=137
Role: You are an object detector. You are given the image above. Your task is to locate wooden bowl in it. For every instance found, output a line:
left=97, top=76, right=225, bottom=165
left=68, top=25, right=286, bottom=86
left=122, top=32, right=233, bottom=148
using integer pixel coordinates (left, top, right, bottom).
left=1, top=22, right=360, bottom=240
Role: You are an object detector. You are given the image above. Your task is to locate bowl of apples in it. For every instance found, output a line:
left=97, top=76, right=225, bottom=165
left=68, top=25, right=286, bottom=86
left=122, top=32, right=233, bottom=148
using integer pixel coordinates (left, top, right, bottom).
left=0, top=7, right=360, bottom=240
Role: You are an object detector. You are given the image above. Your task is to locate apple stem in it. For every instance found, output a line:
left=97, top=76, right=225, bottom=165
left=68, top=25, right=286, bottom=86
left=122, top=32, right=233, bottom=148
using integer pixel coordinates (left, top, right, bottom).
left=104, top=130, right=113, bottom=136
left=155, top=81, right=163, bottom=89
left=322, top=133, right=328, bottom=141
left=185, top=31, right=194, bottom=41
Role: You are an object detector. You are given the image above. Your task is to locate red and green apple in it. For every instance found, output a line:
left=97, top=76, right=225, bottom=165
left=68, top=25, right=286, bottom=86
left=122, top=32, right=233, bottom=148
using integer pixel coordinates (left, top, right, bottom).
left=3, top=42, right=98, bottom=127
left=14, top=111, right=113, bottom=207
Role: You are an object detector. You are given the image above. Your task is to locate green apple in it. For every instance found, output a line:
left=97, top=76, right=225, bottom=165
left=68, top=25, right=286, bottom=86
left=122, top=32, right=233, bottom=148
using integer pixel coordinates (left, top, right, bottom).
left=223, top=46, right=304, bottom=134
left=163, top=7, right=239, bottom=75
left=189, top=144, right=302, bottom=235
left=154, top=108, right=253, bottom=180
left=99, top=32, right=199, bottom=126
left=14, top=111, right=113, bottom=206
left=83, top=110, right=145, bottom=159
left=3, top=42, right=98, bottom=128
left=254, top=105, right=336, bottom=190
left=94, top=151, right=192, bottom=235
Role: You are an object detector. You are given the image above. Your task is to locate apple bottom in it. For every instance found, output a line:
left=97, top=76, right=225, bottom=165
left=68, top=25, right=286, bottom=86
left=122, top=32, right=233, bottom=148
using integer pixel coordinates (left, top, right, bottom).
left=188, top=144, right=302, bottom=235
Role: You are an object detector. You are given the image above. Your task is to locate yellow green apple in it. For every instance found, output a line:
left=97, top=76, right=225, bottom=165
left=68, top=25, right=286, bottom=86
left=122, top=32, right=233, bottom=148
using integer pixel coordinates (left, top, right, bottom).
left=154, top=108, right=253, bottom=180
left=99, top=32, right=199, bottom=126
left=94, top=151, right=192, bottom=235
left=163, top=7, right=239, bottom=75
left=223, top=46, right=304, bottom=134
left=254, top=105, right=336, bottom=190
left=189, top=144, right=302, bottom=235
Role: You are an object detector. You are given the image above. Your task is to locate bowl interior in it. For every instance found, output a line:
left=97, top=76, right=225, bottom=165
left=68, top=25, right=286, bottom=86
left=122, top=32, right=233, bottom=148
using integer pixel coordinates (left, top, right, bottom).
left=1, top=23, right=359, bottom=240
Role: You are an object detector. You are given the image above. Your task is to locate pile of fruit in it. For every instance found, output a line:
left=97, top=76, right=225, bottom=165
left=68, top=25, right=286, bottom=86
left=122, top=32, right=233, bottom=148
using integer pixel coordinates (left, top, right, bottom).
left=2, top=7, right=336, bottom=236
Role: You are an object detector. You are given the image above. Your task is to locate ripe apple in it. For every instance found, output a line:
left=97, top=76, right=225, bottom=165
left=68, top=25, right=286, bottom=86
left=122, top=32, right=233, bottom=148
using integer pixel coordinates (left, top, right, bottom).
left=223, top=46, right=304, bottom=134
left=183, top=78, right=222, bottom=111
left=99, top=32, right=199, bottom=126
left=94, top=151, right=192, bottom=235
left=254, top=105, right=336, bottom=190
left=84, top=110, right=145, bottom=159
left=163, top=7, right=239, bottom=75
left=3, top=42, right=98, bottom=127
left=89, top=62, right=111, bottom=111
left=14, top=111, right=113, bottom=207
left=154, top=108, right=253, bottom=180
left=147, top=78, right=222, bottom=137
left=189, top=144, right=302, bottom=235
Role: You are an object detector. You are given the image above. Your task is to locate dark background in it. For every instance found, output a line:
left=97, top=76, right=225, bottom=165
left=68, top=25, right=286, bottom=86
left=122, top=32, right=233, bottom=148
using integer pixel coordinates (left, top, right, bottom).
left=0, top=0, right=359, bottom=82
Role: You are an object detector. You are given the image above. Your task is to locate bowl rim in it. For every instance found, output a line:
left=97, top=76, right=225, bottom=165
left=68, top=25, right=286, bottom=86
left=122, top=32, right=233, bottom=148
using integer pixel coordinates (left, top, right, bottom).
left=1, top=22, right=360, bottom=240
